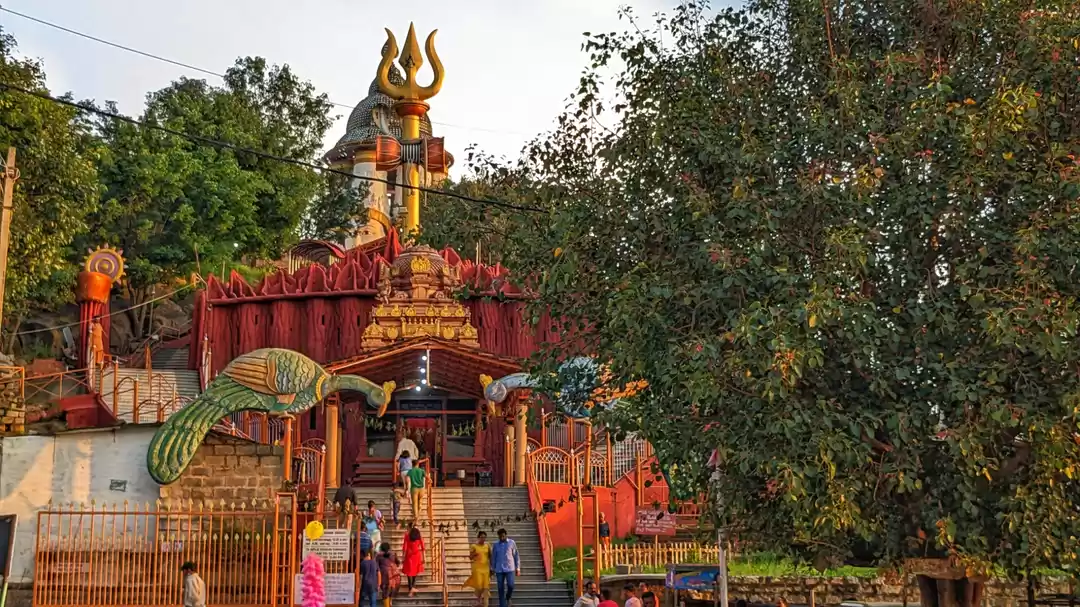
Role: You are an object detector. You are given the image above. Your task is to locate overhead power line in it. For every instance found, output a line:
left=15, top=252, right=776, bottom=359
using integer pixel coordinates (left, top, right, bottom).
left=0, top=6, right=533, bottom=137
left=13, top=282, right=196, bottom=336
left=0, top=81, right=546, bottom=214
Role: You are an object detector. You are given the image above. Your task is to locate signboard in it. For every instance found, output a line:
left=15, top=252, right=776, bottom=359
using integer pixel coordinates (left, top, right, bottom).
left=301, top=528, right=351, bottom=561
left=635, top=508, right=677, bottom=536
left=293, top=573, right=355, bottom=605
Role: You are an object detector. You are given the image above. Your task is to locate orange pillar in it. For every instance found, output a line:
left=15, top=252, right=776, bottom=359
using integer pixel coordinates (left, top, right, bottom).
left=326, top=398, right=341, bottom=488
left=283, top=417, right=294, bottom=482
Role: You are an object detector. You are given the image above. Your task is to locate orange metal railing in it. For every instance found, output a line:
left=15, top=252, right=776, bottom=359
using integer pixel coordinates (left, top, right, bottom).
left=526, top=462, right=555, bottom=580
left=440, top=537, right=448, bottom=604
left=32, top=499, right=292, bottom=607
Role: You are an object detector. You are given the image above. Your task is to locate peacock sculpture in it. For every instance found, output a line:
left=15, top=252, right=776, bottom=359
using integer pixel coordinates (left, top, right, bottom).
left=480, top=357, right=646, bottom=419
left=147, top=348, right=395, bottom=485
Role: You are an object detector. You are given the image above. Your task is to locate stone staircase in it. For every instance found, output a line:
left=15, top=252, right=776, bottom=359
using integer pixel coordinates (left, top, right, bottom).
left=99, top=366, right=201, bottom=423
left=348, top=486, right=574, bottom=606
left=150, top=346, right=191, bottom=370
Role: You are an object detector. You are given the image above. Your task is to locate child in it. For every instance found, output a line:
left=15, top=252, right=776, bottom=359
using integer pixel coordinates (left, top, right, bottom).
left=398, top=451, right=413, bottom=492
left=390, top=483, right=404, bottom=524
left=359, top=549, right=379, bottom=607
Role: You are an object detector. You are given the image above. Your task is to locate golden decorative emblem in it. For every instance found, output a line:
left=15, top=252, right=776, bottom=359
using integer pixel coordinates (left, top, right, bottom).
left=376, top=23, right=444, bottom=103
left=410, top=255, right=432, bottom=274
left=84, top=245, right=126, bottom=281
left=441, top=327, right=456, bottom=340
left=404, top=305, right=417, bottom=317
left=460, top=322, right=477, bottom=339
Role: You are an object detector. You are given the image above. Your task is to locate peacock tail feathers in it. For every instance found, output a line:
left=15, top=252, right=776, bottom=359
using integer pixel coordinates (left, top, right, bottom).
left=147, top=377, right=276, bottom=485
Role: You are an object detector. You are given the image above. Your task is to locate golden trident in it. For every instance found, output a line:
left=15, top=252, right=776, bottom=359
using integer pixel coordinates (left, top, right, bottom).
left=376, top=23, right=444, bottom=103
left=375, top=23, right=445, bottom=237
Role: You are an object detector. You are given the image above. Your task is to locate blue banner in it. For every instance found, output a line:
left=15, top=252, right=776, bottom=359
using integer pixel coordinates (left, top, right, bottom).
left=666, top=567, right=720, bottom=590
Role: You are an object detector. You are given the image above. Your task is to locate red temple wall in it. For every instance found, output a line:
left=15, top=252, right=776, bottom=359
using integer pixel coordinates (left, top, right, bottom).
left=197, top=296, right=555, bottom=375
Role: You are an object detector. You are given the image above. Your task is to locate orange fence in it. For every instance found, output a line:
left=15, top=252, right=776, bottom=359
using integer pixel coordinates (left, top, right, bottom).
left=31, top=494, right=438, bottom=607
left=601, top=541, right=719, bottom=571
left=33, top=497, right=297, bottom=607
left=526, top=462, right=555, bottom=579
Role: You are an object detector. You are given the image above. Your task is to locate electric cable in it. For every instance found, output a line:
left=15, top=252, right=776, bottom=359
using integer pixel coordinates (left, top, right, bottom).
left=0, top=6, right=533, bottom=136
left=0, top=81, right=546, bottom=213
left=13, top=282, right=196, bottom=336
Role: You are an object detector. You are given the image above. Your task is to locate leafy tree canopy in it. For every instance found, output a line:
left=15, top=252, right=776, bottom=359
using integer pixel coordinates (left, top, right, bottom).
left=299, top=172, right=368, bottom=242
left=0, top=28, right=102, bottom=345
left=443, top=0, right=1080, bottom=577
left=81, top=57, right=336, bottom=336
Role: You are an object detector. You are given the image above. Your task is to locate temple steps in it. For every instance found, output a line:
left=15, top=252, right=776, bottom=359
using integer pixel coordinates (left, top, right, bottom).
left=99, top=367, right=202, bottom=424
left=345, top=486, right=574, bottom=606
left=150, top=346, right=191, bottom=370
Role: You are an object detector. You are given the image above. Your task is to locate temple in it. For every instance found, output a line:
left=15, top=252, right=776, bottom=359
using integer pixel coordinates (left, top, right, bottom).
left=0, top=22, right=699, bottom=607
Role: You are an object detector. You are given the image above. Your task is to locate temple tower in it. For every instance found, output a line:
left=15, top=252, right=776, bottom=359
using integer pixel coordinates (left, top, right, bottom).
left=323, top=41, right=451, bottom=249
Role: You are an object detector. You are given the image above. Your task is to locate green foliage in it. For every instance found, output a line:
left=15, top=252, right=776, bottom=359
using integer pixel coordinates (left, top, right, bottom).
left=420, top=147, right=556, bottom=269
left=0, top=28, right=102, bottom=343
left=80, top=57, right=336, bottom=337
left=299, top=172, right=369, bottom=242
left=457, top=0, right=1080, bottom=576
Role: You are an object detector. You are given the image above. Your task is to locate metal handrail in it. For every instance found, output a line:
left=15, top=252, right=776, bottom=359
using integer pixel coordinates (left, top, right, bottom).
left=440, top=537, right=449, bottom=604
left=526, top=461, right=555, bottom=579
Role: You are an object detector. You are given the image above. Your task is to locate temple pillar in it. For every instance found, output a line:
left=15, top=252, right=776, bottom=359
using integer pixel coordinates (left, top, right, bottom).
left=326, top=397, right=341, bottom=488
left=514, top=395, right=528, bottom=486
left=75, top=266, right=115, bottom=372
left=346, top=152, right=390, bottom=248
left=283, top=417, right=294, bottom=482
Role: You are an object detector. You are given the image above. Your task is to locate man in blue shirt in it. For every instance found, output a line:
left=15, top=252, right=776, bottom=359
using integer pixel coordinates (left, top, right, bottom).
left=490, top=528, right=520, bottom=607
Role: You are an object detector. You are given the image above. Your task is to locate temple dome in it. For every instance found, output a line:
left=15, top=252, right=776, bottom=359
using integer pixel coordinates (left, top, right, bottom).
left=324, top=50, right=433, bottom=163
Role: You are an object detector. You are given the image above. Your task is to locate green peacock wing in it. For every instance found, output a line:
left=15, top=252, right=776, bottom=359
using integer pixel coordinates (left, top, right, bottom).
left=147, top=377, right=276, bottom=485
left=267, top=349, right=323, bottom=393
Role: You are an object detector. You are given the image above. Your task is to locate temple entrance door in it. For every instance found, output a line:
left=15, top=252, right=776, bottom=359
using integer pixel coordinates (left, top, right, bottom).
left=402, top=417, right=437, bottom=464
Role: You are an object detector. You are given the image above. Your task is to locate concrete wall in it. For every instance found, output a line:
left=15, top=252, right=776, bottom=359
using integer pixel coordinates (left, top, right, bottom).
left=599, top=574, right=1074, bottom=607
left=0, top=426, right=161, bottom=584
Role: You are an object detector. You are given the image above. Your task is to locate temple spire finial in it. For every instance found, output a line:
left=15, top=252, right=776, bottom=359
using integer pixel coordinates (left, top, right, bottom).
left=375, top=23, right=446, bottom=238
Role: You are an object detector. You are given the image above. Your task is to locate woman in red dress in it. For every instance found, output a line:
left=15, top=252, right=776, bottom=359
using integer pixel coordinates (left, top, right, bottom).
left=401, top=526, right=425, bottom=597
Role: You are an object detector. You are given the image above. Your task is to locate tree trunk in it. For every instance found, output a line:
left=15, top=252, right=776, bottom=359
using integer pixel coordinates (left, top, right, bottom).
left=917, top=576, right=985, bottom=607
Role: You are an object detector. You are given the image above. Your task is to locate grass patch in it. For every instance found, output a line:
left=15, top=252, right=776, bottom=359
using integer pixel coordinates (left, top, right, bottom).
left=552, top=546, right=878, bottom=583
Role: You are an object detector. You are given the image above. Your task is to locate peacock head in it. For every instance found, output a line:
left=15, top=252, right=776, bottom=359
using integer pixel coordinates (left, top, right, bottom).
left=323, top=375, right=396, bottom=417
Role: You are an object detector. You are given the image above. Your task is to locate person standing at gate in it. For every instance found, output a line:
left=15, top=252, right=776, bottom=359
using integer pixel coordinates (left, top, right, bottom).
left=490, top=528, right=519, bottom=607
left=181, top=562, right=206, bottom=607
left=401, top=526, right=425, bottom=597
left=359, top=549, right=379, bottom=607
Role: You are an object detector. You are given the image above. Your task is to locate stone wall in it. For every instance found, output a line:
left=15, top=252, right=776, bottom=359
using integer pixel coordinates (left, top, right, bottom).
left=159, top=433, right=285, bottom=504
left=602, top=576, right=1074, bottom=607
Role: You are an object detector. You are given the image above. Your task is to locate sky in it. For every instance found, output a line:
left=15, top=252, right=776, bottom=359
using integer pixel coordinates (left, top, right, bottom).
left=3, top=0, right=697, bottom=172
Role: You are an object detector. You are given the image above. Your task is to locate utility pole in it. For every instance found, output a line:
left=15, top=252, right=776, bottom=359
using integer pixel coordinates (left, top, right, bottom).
left=0, top=147, right=18, bottom=331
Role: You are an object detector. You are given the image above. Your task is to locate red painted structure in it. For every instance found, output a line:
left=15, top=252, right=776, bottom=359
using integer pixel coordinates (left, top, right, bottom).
left=182, top=233, right=558, bottom=486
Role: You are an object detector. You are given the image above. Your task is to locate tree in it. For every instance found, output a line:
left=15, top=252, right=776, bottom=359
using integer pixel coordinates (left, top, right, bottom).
left=0, top=28, right=102, bottom=350
left=460, top=0, right=1080, bottom=595
left=299, top=172, right=368, bottom=242
left=421, top=147, right=557, bottom=270
left=83, top=58, right=335, bottom=340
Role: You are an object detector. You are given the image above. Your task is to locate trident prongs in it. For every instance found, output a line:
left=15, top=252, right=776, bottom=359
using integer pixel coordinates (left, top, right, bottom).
left=377, top=23, right=444, bottom=102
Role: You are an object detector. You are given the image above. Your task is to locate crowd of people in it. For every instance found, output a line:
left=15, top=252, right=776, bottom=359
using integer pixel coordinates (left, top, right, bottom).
left=575, top=581, right=658, bottom=607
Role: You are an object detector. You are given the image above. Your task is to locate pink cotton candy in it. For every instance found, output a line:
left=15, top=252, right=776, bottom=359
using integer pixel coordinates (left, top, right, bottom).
left=301, top=553, right=326, bottom=607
